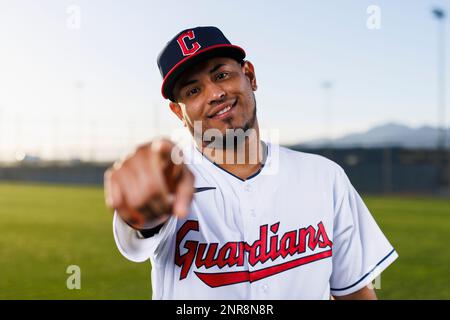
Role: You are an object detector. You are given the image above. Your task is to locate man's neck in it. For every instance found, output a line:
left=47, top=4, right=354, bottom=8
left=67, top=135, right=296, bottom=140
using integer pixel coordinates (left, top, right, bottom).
left=198, top=127, right=265, bottom=180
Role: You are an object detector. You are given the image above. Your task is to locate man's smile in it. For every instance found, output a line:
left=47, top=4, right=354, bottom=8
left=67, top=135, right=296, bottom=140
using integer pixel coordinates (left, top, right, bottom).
left=208, top=98, right=238, bottom=120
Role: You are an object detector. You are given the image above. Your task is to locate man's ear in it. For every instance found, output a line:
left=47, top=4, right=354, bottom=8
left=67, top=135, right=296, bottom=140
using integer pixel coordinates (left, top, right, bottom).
left=242, top=60, right=257, bottom=91
left=169, top=102, right=186, bottom=126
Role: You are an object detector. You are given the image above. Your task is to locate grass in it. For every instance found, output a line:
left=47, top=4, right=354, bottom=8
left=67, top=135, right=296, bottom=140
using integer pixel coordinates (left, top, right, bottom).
left=0, top=182, right=448, bottom=299
left=364, top=195, right=450, bottom=299
left=0, top=183, right=151, bottom=299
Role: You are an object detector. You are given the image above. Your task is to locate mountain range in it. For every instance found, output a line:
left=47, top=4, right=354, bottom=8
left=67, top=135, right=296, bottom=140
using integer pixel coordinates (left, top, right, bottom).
left=292, top=123, right=450, bottom=149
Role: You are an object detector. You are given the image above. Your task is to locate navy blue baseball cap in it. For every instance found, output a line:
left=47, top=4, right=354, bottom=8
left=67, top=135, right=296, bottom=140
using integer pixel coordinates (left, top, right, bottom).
left=157, top=26, right=246, bottom=101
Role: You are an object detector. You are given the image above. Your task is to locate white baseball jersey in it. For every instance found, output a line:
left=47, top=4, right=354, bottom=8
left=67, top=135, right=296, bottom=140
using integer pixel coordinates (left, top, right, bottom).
left=113, top=142, right=398, bottom=299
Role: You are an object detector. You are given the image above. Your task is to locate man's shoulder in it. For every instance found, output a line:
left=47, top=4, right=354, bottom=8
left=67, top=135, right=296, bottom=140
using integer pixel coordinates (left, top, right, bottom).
left=275, top=144, right=343, bottom=173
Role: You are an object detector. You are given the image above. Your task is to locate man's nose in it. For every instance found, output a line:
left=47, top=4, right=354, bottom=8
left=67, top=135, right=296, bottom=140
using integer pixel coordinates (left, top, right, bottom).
left=206, top=82, right=226, bottom=104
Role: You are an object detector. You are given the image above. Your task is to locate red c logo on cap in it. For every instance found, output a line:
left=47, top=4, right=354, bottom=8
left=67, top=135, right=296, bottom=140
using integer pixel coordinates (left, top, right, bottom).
left=177, top=30, right=201, bottom=56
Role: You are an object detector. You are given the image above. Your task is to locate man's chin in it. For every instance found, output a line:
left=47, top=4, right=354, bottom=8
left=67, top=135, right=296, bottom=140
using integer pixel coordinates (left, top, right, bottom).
left=200, top=112, right=257, bottom=150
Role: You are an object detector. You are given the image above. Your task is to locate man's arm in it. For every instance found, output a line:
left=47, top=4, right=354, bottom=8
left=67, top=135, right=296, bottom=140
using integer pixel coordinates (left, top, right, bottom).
left=104, top=139, right=194, bottom=230
left=333, top=286, right=377, bottom=300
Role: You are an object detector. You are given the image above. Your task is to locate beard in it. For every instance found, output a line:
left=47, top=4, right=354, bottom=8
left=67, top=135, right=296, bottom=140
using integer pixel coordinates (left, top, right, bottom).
left=218, top=94, right=257, bottom=150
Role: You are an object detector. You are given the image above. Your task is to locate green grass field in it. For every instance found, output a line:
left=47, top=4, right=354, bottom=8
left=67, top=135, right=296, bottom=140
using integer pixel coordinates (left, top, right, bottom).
left=0, top=182, right=449, bottom=299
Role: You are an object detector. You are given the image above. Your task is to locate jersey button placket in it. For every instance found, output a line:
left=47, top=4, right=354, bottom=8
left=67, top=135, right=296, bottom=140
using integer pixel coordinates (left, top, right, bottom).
left=243, top=183, right=257, bottom=219
left=242, top=182, right=263, bottom=299
left=240, top=181, right=258, bottom=262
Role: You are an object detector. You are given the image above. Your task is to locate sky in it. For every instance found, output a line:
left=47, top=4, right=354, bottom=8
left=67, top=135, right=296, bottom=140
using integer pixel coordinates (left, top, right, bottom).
left=0, top=0, right=449, bottom=161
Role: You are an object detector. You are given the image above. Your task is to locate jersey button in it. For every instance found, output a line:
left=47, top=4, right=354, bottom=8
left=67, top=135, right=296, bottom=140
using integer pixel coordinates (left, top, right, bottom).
left=262, top=283, right=269, bottom=292
left=244, top=184, right=252, bottom=192
left=250, top=209, right=256, bottom=217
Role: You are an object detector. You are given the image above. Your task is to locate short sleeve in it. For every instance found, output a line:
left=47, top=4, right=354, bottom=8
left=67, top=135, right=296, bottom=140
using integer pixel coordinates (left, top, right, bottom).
left=330, top=167, right=398, bottom=296
left=113, top=211, right=177, bottom=263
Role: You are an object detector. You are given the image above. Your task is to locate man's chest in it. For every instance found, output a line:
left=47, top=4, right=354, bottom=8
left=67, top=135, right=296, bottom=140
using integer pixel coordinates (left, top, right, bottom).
left=172, top=181, right=335, bottom=289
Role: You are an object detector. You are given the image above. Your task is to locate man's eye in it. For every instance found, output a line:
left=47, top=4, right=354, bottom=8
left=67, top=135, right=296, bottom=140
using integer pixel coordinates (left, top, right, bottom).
left=216, top=72, right=229, bottom=80
left=187, top=88, right=199, bottom=96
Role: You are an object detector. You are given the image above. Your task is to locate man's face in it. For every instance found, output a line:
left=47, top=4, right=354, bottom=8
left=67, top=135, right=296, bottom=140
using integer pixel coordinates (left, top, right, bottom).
left=170, top=57, right=258, bottom=144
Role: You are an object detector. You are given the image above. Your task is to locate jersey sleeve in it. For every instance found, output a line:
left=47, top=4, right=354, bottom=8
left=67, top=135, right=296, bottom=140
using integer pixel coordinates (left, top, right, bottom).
left=112, top=211, right=177, bottom=263
left=330, top=166, right=398, bottom=296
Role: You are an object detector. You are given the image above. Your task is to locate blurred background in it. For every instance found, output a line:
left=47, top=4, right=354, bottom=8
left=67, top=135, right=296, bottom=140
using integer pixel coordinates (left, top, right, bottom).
left=0, top=0, right=449, bottom=299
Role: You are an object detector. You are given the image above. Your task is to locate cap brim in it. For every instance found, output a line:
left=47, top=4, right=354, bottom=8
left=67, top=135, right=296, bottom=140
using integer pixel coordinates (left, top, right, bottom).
left=161, top=44, right=246, bottom=100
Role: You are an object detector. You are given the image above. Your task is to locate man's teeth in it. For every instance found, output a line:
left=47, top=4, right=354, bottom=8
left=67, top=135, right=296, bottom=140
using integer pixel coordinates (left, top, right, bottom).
left=215, top=105, right=232, bottom=116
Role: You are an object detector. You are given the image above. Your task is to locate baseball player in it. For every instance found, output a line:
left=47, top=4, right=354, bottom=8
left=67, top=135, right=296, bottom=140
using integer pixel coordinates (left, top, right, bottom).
left=104, top=26, right=398, bottom=300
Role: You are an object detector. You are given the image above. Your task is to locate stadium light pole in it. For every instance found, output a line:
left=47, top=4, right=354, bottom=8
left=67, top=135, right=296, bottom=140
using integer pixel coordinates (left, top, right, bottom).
left=432, top=8, right=447, bottom=193
left=322, top=81, right=333, bottom=158
left=74, top=81, right=85, bottom=160
left=432, top=8, right=447, bottom=150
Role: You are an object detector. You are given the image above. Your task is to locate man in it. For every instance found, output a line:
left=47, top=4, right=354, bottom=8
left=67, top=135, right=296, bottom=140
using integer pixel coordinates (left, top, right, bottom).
left=104, top=26, right=398, bottom=300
